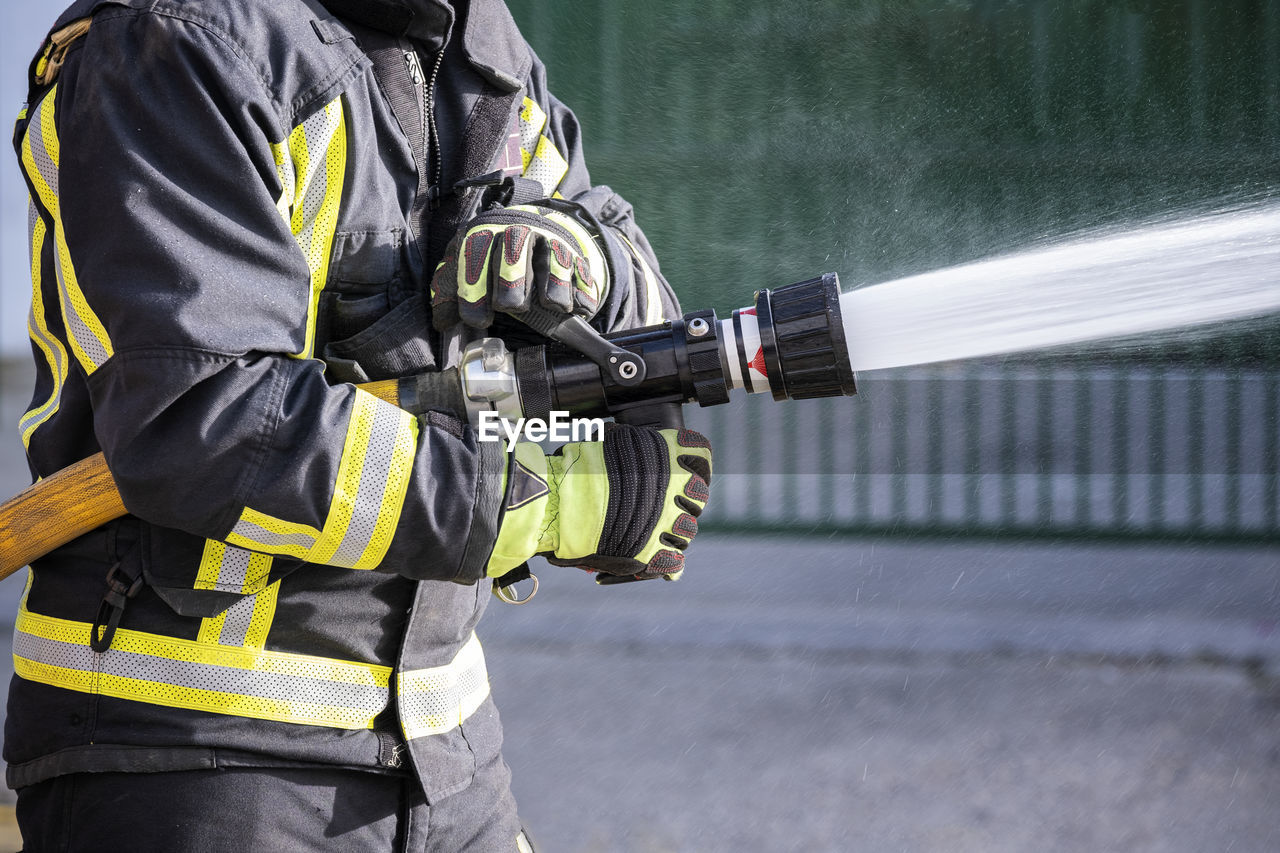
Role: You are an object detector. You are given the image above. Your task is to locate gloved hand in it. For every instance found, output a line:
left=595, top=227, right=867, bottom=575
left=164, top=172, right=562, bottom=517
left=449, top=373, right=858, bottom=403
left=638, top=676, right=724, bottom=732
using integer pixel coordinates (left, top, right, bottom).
left=487, top=425, right=713, bottom=581
left=431, top=204, right=608, bottom=331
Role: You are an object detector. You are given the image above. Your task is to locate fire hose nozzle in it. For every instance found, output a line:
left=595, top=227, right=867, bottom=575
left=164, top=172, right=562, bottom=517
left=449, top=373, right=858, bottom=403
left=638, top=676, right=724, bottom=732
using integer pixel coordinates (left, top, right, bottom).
left=0, top=274, right=858, bottom=583
left=459, top=272, right=858, bottom=430
left=725, top=272, right=857, bottom=401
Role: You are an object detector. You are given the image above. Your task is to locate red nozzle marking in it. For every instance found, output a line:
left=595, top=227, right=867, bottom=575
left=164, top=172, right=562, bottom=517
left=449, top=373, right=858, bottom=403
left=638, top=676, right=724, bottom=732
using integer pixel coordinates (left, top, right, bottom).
left=749, top=347, right=767, bottom=376
left=742, top=308, right=757, bottom=316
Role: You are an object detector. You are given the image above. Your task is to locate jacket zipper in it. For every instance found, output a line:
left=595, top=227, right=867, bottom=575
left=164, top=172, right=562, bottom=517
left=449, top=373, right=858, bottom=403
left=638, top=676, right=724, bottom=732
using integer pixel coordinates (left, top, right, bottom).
left=404, top=47, right=446, bottom=208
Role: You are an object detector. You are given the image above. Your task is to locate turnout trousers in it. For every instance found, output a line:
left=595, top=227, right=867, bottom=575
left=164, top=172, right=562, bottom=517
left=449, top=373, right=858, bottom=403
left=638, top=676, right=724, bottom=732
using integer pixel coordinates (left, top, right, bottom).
left=14, top=756, right=534, bottom=852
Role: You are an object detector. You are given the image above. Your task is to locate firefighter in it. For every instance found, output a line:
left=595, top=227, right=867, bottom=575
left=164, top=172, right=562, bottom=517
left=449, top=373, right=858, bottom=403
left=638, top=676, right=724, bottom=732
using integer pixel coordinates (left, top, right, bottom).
left=8, top=0, right=712, bottom=849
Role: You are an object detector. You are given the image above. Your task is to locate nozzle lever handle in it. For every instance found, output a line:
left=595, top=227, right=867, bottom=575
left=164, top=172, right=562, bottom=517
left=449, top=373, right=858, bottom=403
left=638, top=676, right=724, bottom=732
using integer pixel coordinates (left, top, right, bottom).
left=512, top=306, right=647, bottom=387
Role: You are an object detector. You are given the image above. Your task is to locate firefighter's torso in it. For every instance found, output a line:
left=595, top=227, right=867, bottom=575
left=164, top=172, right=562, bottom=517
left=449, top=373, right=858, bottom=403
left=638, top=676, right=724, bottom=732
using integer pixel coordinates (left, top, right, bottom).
left=6, top=0, right=551, bottom=800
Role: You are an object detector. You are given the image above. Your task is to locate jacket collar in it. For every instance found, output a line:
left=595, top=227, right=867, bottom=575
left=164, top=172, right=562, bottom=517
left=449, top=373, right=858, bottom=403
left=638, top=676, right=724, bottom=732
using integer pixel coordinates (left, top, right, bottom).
left=317, top=0, right=529, bottom=92
left=461, top=0, right=529, bottom=91
left=317, top=0, right=455, bottom=51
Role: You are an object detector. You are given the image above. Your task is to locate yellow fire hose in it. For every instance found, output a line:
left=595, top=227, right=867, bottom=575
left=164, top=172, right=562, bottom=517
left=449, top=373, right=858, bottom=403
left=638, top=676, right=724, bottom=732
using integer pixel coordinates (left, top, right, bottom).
left=0, top=379, right=401, bottom=581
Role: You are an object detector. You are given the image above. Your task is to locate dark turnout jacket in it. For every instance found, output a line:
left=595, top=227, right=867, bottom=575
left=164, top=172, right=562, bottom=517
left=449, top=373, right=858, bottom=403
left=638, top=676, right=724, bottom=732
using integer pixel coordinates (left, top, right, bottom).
left=7, top=0, right=676, bottom=800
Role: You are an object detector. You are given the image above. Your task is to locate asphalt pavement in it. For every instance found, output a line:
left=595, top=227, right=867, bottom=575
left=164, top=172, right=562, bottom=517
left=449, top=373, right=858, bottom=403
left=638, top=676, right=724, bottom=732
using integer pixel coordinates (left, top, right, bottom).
left=480, top=535, right=1279, bottom=853
left=0, top=362, right=1277, bottom=852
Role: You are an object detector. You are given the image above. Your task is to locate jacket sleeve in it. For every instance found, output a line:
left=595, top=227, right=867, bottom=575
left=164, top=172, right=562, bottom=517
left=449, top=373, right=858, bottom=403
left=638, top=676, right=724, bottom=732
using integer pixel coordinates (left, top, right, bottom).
left=517, top=54, right=682, bottom=332
left=34, top=11, right=502, bottom=583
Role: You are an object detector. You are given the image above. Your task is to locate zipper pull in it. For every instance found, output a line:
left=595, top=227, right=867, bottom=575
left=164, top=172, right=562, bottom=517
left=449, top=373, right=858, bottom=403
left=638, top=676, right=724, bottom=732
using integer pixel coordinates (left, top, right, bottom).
left=404, top=50, right=423, bottom=87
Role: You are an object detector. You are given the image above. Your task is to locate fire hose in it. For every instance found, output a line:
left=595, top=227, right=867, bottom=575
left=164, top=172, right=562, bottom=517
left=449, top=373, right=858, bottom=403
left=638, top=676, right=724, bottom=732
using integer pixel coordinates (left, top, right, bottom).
left=0, top=273, right=856, bottom=581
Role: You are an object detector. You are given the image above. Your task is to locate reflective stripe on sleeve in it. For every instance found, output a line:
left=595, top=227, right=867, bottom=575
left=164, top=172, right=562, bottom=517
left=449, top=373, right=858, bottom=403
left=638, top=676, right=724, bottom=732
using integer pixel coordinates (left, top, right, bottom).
left=20, top=86, right=114, bottom=375
left=227, top=389, right=418, bottom=570
left=269, top=96, right=347, bottom=360
left=13, top=605, right=391, bottom=730
left=398, top=633, right=490, bottom=741
left=618, top=233, right=668, bottom=327
left=20, top=199, right=68, bottom=448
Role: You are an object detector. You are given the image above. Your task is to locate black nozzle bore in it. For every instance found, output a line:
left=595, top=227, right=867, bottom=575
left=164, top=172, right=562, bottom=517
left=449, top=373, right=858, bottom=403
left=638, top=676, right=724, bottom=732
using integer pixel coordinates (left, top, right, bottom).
left=755, top=273, right=857, bottom=401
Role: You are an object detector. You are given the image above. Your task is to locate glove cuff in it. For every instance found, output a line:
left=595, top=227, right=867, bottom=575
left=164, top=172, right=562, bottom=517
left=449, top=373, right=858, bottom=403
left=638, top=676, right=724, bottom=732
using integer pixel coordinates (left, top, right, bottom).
left=486, top=443, right=554, bottom=577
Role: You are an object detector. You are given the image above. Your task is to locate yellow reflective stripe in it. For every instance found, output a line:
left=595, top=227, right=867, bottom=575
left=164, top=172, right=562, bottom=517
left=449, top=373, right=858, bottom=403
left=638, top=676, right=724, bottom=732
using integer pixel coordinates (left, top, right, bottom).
left=619, top=233, right=668, bottom=325
left=195, top=540, right=279, bottom=648
left=21, top=92, right=58, bottom=214
left=517, top=97, right=546, bottom=166
left=240, top=581, right=280, bottom=648
left=228, top=390, right=418, bottom=570
left=21, top=87, right=113, bottom=374
left=516, top=97, right=569, bottom=195
left=229, top=507, right=322, bottom=559
left=525, top=134, right=569, bottom=196
left=269, top=136, right=295, bottom=223
left=21, top=203, right=68, bottom=449
left=199, top=580, right=280, bottom=650
left=398, top=633, right=490, bottom=741
left=14, top=606, right=391, bottom=729
left=193, top=539, right=271, bottom=593
left=270, top=97, right=346, bottom=360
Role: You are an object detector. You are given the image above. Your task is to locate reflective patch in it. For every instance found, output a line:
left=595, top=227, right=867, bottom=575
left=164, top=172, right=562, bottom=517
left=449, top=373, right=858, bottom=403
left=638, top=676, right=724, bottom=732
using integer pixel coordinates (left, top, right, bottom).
left=518, top=98, right=546, bottom=162
left=399, top=633, right=490, bottom=740
left=524, top=135, right=569, bottom=198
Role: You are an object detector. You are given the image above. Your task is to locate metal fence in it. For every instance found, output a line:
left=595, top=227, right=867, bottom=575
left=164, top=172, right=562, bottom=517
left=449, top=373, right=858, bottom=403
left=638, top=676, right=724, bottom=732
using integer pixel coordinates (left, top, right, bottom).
left=687, top=365, right=1280, bottom=541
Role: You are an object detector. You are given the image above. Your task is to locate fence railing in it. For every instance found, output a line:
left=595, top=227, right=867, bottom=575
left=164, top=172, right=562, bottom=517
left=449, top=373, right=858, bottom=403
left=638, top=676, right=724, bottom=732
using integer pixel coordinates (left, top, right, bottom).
left=686, top=365, right=1280, bottom=540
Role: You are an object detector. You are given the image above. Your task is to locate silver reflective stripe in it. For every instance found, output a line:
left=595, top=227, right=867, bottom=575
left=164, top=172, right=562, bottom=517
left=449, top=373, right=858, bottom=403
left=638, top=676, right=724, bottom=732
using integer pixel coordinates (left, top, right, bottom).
left=20, top=200, right=68, bottom=445
left=24, top=92, right=113, bottom=373
left=218, top=595, right=258, bottom=647
left=329, top=401, right=406, bottom=567
left=14, top=631, right=386, bottom=712
left=26, top=102, right=58, bottom=197
left=52, top=244, right=110, bottom=369
left=13, top=612, right=390, bottom=730
left=292, top=105, right=343, bottom=264
left=212, top=546, right=252, bottom=591
left=230, top=517, right=318, bottom=552
left=518, top=98, right=542, bottom=159
left=399, top=633, right=490, bottom=740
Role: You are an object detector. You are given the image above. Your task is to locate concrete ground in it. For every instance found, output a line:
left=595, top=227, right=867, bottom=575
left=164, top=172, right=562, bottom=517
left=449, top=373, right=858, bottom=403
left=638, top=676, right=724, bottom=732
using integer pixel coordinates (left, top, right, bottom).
left=0, top=362, right=1277, bottom=851
left=480, top=536, right=1280, bottom=853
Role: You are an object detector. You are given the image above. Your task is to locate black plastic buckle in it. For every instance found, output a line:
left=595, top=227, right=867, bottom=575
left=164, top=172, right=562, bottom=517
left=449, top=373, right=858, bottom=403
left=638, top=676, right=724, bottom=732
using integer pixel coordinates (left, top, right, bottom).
left=89, top=562, right=144, bottom=653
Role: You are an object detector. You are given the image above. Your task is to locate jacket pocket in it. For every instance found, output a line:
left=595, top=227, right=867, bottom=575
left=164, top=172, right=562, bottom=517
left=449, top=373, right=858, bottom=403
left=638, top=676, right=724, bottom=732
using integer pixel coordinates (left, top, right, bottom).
left=319, top=229, right=438, bottom=382
left=142, top=524, right=297, bottom=619
left=319, top=229, right=402, bottom=344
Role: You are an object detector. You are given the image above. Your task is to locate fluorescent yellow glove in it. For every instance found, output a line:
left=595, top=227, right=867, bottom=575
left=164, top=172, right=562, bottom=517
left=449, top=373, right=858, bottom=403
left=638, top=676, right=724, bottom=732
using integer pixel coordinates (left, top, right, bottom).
left=488, top=426, right=713, bottom=581
left=431, top=204, right=608, bottom=330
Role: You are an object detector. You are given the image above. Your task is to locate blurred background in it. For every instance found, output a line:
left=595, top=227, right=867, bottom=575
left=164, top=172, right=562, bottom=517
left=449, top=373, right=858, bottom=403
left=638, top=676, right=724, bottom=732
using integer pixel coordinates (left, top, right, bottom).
left=511, top=0, right=1280, bottom=541
left=1, top=1, right=1278, bottom=851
